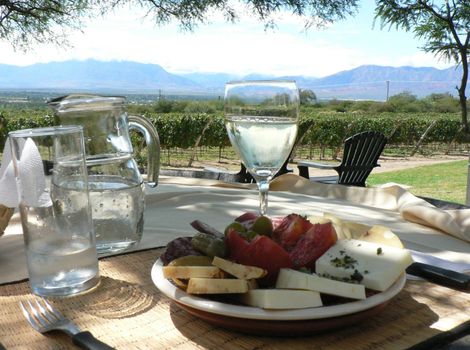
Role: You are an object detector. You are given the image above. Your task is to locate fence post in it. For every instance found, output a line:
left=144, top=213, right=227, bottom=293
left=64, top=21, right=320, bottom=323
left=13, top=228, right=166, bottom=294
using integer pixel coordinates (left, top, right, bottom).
left=410, top=120, right=437, bottom=157
left=387, top=122, right=402, bottom=140
left=290, top=122, right=315, bottom=162
left=445, top=125, right=465, bottom=155
left=187, top=119, right=212, bottom=167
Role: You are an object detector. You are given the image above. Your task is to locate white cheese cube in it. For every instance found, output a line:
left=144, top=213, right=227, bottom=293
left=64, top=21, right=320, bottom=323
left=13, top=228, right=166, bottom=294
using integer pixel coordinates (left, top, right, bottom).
left=240, top=289, right=323, bottom=309
left=315, top=239, right=413, bottom=292
left=275, top=268, right=366, bottom=300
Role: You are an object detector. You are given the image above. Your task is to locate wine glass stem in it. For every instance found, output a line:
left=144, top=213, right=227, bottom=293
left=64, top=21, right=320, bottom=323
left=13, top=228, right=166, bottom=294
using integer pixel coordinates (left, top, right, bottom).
left=258, top=180, right=270, bottom=216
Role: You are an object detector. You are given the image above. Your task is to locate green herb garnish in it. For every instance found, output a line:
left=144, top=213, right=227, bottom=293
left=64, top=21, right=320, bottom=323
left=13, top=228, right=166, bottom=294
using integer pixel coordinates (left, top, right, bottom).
left=350, top=269, right=364, bottom=282
left=330, top=254, right=357, bottom=269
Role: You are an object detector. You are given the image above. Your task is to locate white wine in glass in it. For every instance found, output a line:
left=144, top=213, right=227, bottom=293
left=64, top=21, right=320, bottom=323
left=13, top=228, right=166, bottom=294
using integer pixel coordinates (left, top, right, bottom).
left=224, top=80, right=299, bottom=215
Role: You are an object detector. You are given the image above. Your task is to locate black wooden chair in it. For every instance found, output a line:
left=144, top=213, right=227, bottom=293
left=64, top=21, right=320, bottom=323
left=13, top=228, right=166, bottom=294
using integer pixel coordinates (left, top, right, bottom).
left=205, top=158, right=293, bottom=183
left=297, top=131, right=388, bottom=187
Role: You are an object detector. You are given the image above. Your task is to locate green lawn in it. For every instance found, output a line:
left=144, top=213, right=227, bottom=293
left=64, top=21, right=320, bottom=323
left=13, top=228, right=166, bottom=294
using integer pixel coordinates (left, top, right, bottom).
left=367, top=160, right=468, bottom=204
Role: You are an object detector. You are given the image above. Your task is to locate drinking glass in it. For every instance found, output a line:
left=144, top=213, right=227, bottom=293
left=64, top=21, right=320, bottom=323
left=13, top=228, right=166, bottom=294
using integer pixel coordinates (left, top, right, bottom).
left=224, top=80, right=299, bottom=215
left=9, top=126, right=100, bottom=296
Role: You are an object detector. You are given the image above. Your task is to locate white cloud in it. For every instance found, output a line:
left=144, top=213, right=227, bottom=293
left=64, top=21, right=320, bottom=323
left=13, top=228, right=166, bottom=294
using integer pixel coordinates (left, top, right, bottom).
left=0, top=3, right=451, bottom=77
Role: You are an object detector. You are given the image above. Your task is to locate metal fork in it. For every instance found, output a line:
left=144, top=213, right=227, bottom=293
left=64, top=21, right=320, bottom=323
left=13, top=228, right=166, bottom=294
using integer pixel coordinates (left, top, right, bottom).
left=19, top=298, right=115, bottom=350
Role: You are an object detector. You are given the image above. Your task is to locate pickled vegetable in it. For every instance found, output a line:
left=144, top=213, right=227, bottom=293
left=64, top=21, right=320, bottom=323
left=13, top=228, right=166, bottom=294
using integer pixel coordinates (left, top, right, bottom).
left=191, top=232, right=227, bottom=258
left=191, top=220, right=224, bottom=238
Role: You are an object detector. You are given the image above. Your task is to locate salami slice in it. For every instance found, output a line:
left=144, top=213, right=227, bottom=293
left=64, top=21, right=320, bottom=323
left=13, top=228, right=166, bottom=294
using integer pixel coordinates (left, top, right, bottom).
left=160, top=237, right=203, bottom=265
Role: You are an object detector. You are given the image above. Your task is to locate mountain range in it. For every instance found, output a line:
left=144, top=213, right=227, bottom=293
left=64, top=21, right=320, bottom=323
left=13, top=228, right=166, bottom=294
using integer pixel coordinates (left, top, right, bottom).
left=0, top=59, right=466, bottom=100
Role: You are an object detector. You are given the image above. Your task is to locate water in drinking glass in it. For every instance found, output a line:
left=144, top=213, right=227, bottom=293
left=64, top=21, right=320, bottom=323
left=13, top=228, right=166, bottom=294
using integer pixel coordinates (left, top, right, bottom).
left=26, top=236, right=98, bottom=296
left=20, top=180, right=100, bottom=296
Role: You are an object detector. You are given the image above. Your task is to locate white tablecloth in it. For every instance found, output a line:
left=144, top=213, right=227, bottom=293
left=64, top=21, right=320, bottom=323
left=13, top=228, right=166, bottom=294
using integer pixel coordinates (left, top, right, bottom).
left=2, top=174, right=470, bottom=285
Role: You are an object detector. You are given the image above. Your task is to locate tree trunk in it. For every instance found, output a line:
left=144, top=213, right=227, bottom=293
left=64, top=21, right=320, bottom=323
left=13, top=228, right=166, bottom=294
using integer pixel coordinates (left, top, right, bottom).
left=457, top=52, right=469, bottom=134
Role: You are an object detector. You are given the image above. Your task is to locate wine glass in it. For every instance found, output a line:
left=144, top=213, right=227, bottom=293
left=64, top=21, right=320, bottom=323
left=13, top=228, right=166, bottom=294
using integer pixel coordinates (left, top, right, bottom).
left=224, top=80, right=299, bottom=215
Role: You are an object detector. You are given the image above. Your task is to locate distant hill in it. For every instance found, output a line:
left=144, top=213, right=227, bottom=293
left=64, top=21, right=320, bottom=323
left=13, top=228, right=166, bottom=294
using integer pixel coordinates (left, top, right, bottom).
left=179, top=72, right=238, bottom=89
left=0, top=59, right=466, bottom=100
left=0, top=60, right=199, bottom=92
left=305, top=65, right=465, bottom=100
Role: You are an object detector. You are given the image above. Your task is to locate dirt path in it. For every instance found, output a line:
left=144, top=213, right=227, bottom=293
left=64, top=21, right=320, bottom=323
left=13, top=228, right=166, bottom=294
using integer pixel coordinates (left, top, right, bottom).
left=302, top=156, right=467, bottom=177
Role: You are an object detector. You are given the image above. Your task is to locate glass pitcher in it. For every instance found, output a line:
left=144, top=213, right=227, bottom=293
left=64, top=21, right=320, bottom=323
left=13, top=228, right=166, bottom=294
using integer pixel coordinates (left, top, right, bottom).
left=48, top=94, right=160, bottom=256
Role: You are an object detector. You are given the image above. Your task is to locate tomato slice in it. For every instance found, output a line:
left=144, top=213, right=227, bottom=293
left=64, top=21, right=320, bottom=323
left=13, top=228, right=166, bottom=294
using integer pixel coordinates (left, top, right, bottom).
left=225, top=229, right=293, bottom=286
left=271, top=214, right=314, bottom=251
left=225, top=228, right=251, bottom=263
left=289, top=222, right=338, bottom=269
left=246, top=235, right=294, bottom=286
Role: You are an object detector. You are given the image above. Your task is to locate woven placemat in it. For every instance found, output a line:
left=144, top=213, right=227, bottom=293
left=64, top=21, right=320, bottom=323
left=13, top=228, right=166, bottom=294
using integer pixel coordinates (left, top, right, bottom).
left=0, top=205, right=13, bottom=236
left=1, top=248, right=469, bottom=350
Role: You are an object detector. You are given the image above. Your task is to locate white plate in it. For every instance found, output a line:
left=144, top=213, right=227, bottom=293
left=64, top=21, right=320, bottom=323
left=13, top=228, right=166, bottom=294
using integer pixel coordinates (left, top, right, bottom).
left=151, top=258, right=406, bottom=321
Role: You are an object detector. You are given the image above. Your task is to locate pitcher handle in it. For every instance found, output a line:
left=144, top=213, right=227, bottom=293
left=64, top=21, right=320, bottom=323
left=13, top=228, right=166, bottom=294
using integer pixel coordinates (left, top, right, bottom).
left=128, top=115, right=160, bottom=187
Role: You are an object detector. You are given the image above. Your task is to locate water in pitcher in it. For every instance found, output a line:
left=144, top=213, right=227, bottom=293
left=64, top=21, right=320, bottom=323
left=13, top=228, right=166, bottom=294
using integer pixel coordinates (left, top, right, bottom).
left=88, top=175, right=145, bottom=255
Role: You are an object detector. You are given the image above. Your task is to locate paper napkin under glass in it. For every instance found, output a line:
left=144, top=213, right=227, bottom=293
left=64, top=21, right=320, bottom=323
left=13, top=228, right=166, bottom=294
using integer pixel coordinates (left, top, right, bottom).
left=0, top=137, right=51, bottom=209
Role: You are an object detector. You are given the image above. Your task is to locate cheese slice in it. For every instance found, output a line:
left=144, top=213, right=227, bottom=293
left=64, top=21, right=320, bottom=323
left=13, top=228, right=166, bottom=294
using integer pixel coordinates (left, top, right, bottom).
left=315, top=239, right=413, bottom=292
left=275, top=268, right=366, bottom=300
left=358, top=225, right=404, bottom=248
left=162, top=266, right=222, bottom=279
left=187, top=278, right=249, bottom=294
left=240, top=289, right=323, bottom=309
left=321, top=213, right=352, bottom=239
left=212, top=256, right=267, bottom=279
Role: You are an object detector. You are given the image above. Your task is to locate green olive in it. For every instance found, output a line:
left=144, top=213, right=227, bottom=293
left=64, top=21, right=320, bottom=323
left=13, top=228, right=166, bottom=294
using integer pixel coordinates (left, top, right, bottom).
left=242, top=230, right=258, bottom=241
left=251, top=216, right=273, bottom=236
left=224, top=221, right=247, bottom=236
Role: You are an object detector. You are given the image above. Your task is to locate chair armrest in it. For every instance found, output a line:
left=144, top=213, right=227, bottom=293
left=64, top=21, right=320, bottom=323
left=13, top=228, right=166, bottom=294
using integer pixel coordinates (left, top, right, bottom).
left=204, top=166, right=230, bottom=174
left=297, top=161, right=340, bottom=170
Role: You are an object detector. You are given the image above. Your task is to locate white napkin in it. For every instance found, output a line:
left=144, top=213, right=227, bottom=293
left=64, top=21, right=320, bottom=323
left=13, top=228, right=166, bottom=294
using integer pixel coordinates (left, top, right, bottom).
left=0, top=137, right=51, bottom=208
left=268, top=174, right=470, bottom=243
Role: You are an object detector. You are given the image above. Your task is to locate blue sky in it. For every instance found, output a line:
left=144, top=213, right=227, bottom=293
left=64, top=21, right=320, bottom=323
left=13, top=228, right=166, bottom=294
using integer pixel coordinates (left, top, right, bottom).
left=0, top=0, right=454, bottom=77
